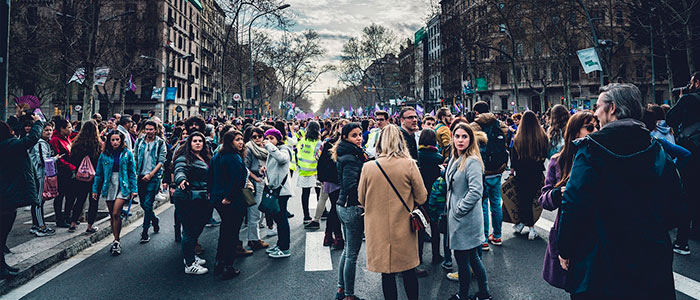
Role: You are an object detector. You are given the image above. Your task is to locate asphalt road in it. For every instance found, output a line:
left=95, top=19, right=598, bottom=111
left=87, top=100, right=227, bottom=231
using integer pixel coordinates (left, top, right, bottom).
left=15, top=175, right=700, bottom=300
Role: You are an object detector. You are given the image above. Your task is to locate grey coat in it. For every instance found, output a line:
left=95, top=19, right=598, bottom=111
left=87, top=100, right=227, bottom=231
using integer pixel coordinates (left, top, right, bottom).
left=446, top=156, right=484, bottom=251
left=29, top=139, right=52, bottom=198
left=264, top=142, right=293, bottom=197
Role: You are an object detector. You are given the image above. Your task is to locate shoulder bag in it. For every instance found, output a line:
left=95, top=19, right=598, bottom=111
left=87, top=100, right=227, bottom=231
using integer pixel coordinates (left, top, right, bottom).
left=258, top=175, right=287, bottom=215
left=375, top=161, right=430, bottom=232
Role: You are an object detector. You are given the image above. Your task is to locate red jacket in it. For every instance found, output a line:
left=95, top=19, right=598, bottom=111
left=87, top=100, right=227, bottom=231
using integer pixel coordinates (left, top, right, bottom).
left=49, top=132, right=76, bottom=172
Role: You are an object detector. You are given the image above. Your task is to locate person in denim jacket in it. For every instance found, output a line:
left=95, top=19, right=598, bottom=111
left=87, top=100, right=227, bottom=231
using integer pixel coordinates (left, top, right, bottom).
left=133, top=120, right=167, bottom=243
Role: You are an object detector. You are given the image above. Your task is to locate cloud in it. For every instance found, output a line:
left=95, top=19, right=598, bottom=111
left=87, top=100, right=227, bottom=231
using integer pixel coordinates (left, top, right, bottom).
left=260, top=0, right=433, bottom=111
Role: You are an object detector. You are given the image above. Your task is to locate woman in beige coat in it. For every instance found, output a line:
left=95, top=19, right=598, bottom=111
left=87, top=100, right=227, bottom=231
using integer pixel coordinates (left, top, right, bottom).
left=358, top=124, right=427, bottom=300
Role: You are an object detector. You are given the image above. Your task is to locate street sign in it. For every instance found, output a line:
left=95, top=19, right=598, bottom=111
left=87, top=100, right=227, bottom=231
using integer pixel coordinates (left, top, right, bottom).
left=165, top=87, right=177, bottom=101
left=175, top=106, right=183, bottom=113
left=74, top=105, right=82, bottom=112
left=233, top=93, right=241, bottom=102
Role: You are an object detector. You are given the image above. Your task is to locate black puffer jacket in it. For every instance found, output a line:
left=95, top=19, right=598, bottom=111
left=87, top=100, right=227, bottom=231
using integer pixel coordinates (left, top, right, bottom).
left=317, top=138, right=338, bottom=183
left=0, top=120, right=42, bottom=209
left=335, top=140, right=367, bottom=207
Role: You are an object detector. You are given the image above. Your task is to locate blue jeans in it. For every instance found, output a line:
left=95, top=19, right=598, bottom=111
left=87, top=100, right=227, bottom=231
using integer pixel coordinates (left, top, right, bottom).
left=482, top=175, right=503, bottom=241
left=175, top=195, right=210, bottom=265
left=272, top=196, right=291, bottom=250
left=336, top=205, right=364, bottom=297
left=138, top=178, right=160, bottom=230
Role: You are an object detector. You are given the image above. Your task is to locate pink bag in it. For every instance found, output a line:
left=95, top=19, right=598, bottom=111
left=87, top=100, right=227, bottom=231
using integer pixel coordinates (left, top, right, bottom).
left=43, top=175, right=58, bottom=200
left=76, top=156, right=95, bottom=182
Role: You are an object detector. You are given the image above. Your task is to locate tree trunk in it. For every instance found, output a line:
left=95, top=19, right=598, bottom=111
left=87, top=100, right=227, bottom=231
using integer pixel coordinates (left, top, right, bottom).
left=684, top=23, right=696, bottom=74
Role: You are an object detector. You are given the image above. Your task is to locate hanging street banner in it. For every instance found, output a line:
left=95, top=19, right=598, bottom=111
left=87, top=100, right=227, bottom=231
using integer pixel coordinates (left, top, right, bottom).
left=165, top=87, right=178, bottom=101
left=68, top=68, right=86, bottom=85
left=476, top=77, right=488, bottom=91
left=151, top=87, right=163, bottom=100
left=93, top=67, right=110, bottom=86
left=462, top=80, right=474, bottom=95
left=577, top=47, right=603, bottom=74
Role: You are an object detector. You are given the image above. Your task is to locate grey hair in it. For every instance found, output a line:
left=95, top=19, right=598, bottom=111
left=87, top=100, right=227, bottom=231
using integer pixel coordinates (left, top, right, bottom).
left=598, top=83, right=643, bottom=120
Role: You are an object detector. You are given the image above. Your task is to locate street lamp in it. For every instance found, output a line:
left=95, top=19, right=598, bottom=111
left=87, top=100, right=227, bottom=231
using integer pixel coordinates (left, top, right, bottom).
left=249, top=4, right=290, bottom=118
left=140, top=53, right=192, bottom=121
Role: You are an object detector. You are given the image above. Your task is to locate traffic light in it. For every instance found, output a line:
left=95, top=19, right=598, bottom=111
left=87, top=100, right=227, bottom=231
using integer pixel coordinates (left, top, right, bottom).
left=327, top=88, right=330, bottom=95
left=363, top=86, right=367, bottom=93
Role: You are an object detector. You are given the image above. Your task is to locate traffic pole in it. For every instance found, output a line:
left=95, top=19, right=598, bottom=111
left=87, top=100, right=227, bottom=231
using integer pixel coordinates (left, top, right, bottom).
left=1, top=0, right=10, bottom=121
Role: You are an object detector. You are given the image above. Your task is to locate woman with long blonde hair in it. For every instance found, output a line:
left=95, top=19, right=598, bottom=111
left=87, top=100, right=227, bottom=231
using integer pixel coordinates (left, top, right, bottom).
left=358, top=124, right=426, bottom=300
left=445, top=123, right=491, bottom=300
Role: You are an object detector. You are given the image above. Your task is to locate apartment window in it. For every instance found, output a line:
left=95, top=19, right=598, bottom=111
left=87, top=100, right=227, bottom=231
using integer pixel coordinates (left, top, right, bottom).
left=501, top=95, right=508, bottom=109
left=572, top=65, right=580, bottom=82
left=551, top=64, right=559, bottom=81
left=534, top=42, right=542, bottom=56
left=500, top=70, right=508, bottom=84
left=515, top=66, right=522, bottom=82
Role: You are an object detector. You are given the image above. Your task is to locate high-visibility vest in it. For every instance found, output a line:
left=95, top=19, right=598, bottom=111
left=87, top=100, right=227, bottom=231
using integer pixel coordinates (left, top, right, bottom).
left=297, top=138, right=318, bottom=177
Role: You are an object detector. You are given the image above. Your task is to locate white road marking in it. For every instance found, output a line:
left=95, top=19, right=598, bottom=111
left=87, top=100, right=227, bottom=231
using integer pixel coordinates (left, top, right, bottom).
left=3, top=203, right=173, bottom=300
left=675, top=270, right=700, bottom=299
left=304, top=232, right=333, bottom=272
left=534, top=215, right=700, bottom=299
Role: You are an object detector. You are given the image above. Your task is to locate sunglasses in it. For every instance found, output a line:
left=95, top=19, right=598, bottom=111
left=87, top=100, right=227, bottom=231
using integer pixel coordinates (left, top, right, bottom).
left=403, top=116, right=418, bottom=120
left=376, top=118, right=386, bottom=122
left=584, top=124, right=597, bottom=132
left=252, top=135, right=262, bottom=139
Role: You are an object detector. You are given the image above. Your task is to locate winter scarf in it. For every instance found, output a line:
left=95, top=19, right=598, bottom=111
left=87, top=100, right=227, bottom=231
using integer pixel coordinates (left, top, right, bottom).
left=246, top=141, right=269, bottom=161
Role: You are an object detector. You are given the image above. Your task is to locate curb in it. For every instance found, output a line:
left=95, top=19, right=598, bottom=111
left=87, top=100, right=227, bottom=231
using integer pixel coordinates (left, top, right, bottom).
left=0, top=200, right=168, bottom=295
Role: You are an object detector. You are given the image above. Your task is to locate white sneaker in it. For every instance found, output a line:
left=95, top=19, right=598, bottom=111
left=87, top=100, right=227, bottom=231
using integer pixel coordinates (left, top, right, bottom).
left=184, top=263, right=208, bottom=275
left=513, top=223, right=525, bottom=234
left=446, top=272, right=459, bottom=282
left=184, top=255, right=206, bottom=266
left=528, top=227, right=538, bottom=240
left=265, top=246, right=280, bottom=254
left=268, top=248, right=291, bottom=258
left=267, top=228, right=278, bottom=237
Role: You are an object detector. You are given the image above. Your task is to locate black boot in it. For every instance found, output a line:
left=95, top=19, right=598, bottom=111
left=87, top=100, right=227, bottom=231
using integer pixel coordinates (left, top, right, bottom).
left=0, top=265, right=18, bottom=279
left=2, top=261, right=19, bottom=273
left=220, top=265, right=241, bottom=280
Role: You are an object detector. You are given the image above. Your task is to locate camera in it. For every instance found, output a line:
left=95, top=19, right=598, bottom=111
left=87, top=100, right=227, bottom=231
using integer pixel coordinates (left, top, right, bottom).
left=672, top=84, right=691, bottom=94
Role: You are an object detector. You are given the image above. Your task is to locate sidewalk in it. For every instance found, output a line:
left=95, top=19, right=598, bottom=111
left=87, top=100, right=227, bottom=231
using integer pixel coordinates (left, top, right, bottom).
left=0, top=198, right=167, bottom=295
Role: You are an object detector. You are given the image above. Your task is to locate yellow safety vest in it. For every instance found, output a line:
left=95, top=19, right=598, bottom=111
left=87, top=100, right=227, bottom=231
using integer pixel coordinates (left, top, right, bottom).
left=297, top=138, right=318, bottom=177
left=286, top=139, right=297, bottom=171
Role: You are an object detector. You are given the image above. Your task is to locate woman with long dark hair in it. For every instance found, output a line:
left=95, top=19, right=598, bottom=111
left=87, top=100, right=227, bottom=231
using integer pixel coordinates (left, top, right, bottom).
left=539, top=111, right=598, bottom=290
left=68, top=120, right=102, bottom=233
left=547, top=105, right=570, bottom=158
left=297, top=121, right=322, bottom=223
left=173, top=132, right=212, bottom=274
left=311, top=119, right=346, bottom=248
left=208, top=130, right=249, bottom=279
left=511, top=111, right=549, bottom=240
left=91, top=130, right=137, bottom=256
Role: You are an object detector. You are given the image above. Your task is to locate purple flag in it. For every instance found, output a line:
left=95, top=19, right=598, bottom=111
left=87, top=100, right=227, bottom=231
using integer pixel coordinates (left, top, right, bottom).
left=454, top=104, right=461, bottom=113
left=128, top=75, right=137, bottom=92
left=375, top=103, right=381, bottom=111
left=416, top=104, right=424, bottom=115
left=340, top=106, right=345, bottom=113
left=429, top=109, right=435, bottom=116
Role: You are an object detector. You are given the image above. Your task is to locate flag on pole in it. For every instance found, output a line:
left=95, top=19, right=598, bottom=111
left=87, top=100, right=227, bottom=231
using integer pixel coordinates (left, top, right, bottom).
left=429, top=109, right=435, bottom=116
left=68, top=68, right=86, bottom=85
left=127, top=74, right=137, bottom=92
left=576, top=47, right=603, bottom=73
left=454, top=104, right=461, bottom=113
left=375, top=103, right=381, bottom=111
left=340, top=107, right=345, bottom=114
left=93, top=67, right=110, bottom=86
left=416, top=104, right=424, bottom=116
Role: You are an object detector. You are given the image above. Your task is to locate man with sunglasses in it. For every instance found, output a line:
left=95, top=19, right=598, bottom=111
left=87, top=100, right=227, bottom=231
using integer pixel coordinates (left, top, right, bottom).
left=667, top=71, right=700, bottom=254
left=365, top=110, right=389, bottom=157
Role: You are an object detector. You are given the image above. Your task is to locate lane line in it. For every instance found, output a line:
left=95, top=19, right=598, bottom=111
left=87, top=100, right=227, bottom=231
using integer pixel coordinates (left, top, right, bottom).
left=534, top=215, right=700, bottom=299
left=3, top=203, right=173, bottom=300
left=304, top=232, right=333, bottom=272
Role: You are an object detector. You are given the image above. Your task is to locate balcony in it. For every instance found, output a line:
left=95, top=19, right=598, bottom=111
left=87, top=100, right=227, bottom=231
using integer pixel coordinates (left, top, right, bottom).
left=201, top=66, right=211, bottom=75
left=202, top=86, right=213, bottom=94
left=188, top=75, right=195, bottom=84
left=167, top=16, right=174, bottom=26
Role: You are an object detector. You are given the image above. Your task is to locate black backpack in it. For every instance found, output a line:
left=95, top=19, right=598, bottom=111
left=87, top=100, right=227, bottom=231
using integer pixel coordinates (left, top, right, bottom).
left=480, top=121, right=508, bottom=172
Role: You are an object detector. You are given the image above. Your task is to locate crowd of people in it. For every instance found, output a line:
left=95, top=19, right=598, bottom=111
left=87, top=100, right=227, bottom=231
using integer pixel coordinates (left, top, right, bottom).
left=1, top=72, right=699, bottom=300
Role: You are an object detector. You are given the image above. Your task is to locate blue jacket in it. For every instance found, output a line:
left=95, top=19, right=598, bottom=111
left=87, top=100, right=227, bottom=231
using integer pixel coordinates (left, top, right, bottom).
left=92, top=149, right=138, bottom=198
left=134, top=136, right=167, bottom=179
left=208, top=151, right=247, bottom=208
left=557, top=119, right=683, bottom=298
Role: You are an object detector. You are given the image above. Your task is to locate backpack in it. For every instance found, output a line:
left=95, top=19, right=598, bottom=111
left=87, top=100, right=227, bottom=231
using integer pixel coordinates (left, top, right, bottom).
left=76, top=156, right=95, bottom=182
left=480, top=121, right=508, bottom=172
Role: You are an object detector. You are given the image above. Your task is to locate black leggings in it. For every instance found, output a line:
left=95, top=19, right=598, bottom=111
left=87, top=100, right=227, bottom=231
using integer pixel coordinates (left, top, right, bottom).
left=69, top=180, right=98, bottom=225
left=53, top=172, right=72, bottom=223
left=301, top=187, right=320, bottom=219
left=325, top=190, right=342, bottom=238
left=381, top=269, right=419, bottom=300
left=454, top=248, right=490, bottom=299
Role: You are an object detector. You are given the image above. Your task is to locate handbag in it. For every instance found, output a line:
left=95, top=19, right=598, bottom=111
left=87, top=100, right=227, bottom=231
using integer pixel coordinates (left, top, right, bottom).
left=258, top=175, right=287, bottom=215
left=189, top=189, right=209, bottom=202
left=375, top=161, right=430, bottom=232
left=155, top=186, right=170, bottom=203
left=242, top=187, right=256, bottom=207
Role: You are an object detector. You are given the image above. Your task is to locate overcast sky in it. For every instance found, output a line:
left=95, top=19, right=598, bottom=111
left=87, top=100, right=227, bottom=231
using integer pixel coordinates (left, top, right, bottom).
left=261, top=0, right=435, bottom=112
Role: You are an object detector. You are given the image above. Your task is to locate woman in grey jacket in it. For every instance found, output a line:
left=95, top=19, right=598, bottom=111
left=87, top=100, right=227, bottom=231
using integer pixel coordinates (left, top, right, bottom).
left=29, top=122, right=57, bottom=236
left=263, top=128, right=294, bottom=258
left=445, top=123, right=491, bottom=300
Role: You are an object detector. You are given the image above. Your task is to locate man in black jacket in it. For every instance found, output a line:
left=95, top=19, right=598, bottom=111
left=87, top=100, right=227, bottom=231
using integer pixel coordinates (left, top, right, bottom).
left=557, top=83, right=683, bottom=300
left=399, top=107, right=419, bottom=161
left=666, top=71, right=700, bottom=254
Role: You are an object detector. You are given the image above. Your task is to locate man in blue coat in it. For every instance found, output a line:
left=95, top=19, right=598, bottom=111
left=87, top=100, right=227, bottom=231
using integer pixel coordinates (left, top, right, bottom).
left=557, top=83, right=684, bottom=300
